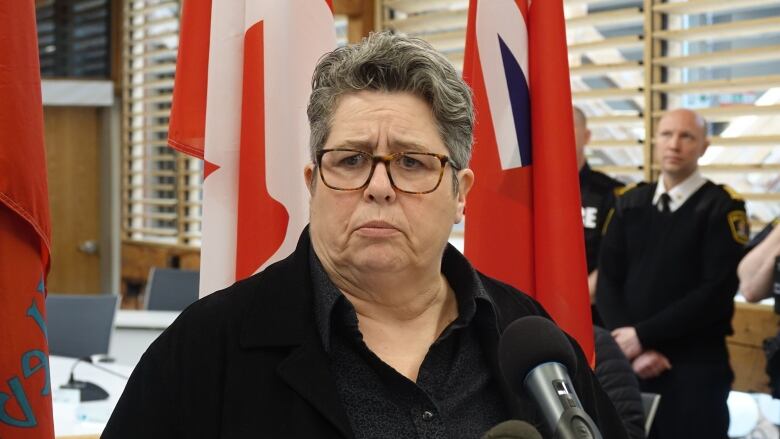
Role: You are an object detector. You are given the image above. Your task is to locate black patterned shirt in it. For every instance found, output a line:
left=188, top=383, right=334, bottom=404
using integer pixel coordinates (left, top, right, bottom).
left=310, top=247, right=508, bottom=439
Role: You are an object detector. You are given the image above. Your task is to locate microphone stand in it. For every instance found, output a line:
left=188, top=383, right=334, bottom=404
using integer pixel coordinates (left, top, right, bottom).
left=60, top=356, right=129, bottom=402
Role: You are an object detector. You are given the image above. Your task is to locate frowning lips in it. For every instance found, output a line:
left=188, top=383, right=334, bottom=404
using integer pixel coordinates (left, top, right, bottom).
left=355, top=220, right=401, bottom=236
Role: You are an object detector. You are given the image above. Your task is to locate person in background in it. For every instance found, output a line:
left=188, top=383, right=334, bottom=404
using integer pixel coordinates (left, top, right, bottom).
left=738, top=219, right=780, bottom=400
left=575, top=108, right=643, bottom=438
left=573, top=105, right=624, bottom=326
left=738, top=218, right=780, bottom=302
left=102, top=32, right=629, bottom=439
left=597, top=108, right=748, bottom=439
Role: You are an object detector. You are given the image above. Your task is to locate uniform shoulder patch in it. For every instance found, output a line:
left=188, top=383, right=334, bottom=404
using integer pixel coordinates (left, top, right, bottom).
left=720, top=184, right=744, bottom=201
left=727, top=210, right=750, bottom=244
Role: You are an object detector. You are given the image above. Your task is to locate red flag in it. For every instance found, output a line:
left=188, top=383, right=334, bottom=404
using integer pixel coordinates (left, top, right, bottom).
left=0, top=1, right=55, bottom=437
left=463, top=0, right=594, bottom=361
left=167, top=1, right=337, bottom=295
left=166, top=0, right=212, bottom=160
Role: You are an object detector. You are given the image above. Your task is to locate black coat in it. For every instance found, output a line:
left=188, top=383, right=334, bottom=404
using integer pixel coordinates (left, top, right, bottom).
left=594, top=326, right=645, bottom=439
left=103, top=229, right=629, bottom=438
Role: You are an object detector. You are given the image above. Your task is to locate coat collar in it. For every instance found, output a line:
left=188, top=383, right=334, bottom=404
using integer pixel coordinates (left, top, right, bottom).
left=235, top=226, right=538, bottom=435
left=238, top=227, right=316, bottom=348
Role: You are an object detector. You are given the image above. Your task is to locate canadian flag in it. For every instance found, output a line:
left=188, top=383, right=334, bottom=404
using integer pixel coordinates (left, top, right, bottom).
left=168, top=1, right=337, bottom=295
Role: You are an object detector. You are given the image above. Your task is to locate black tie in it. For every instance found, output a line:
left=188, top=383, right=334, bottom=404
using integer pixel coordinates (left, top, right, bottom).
left=659, top=193, right=671, bottom=214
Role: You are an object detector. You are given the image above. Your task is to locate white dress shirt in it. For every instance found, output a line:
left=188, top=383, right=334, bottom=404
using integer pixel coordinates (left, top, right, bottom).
left=652, top=171, right=707, bottom=213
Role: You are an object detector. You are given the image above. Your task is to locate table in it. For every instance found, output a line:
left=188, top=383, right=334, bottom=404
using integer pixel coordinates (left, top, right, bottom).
left=50, top=356, right=132, bottom=438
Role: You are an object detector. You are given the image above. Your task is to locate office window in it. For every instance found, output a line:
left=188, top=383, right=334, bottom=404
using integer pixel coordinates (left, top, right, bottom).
left=37, top=0, right=112, bottom=78
left=122, top=0, right=202, bottom=246
left=380, top=0, right=780, bottom=229
left=121, top=4, right=348, bottom=247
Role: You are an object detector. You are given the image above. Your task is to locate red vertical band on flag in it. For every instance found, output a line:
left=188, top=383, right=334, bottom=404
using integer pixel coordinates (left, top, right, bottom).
left=0, top=1, right=54, bottom=436
left=167, top=0, right=212, bottom=159
left=463, top=0, right=594, bottom=363
left=463, top=0, right=535, bottom=295
left=529, top=0, right=593, bottom=362
left=235, top=22, right=289, bottom=280
left=0, top=1, right=51, bottom=267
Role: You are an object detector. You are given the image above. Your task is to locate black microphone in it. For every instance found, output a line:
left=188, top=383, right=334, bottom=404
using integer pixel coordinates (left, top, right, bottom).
left=60, top=356, right=129, bottom=402
left=498, top=316, right=603, bottom=439
left=482, top=420, right=543, bottom=439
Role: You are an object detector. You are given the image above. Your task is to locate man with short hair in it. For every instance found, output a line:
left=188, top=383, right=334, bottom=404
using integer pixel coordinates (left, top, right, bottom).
left=597, top=108, right=748, bottom=439
left=573, top=106, right=624, bottom=325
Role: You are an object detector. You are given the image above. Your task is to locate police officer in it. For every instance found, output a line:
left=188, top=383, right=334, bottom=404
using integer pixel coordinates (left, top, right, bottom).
left=597, top=109, right=748, bottom=439
left=574, top=106, right=624, bottom=325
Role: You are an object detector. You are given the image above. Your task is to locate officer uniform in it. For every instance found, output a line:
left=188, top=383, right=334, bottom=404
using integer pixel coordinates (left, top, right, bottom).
left=580, top=163, right=624, bottom=274
left=580, top=163, right=623, bottom=326
left=596, top=172, right=748, bottom=439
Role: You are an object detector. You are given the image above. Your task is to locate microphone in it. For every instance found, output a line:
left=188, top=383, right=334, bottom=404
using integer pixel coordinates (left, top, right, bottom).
left=60, top=356, right=129, bottom=402
left=482, top=420, right=542, bottom=439
left=498, top=316, right=603, bottom=439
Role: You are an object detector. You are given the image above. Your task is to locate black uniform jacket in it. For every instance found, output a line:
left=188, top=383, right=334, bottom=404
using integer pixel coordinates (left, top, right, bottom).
left=103, top=228, right=628, bottom=439
left=580, top=164, right=624, bottom=273
left=596, top=181, right=747, bottom=361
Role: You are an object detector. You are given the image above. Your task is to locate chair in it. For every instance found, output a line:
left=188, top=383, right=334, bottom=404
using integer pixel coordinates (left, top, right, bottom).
left=46, top=294, right=118, bottom=358
left=641, top=392, right=661, bottom=436
left=144, top=267, right=199, bottom=311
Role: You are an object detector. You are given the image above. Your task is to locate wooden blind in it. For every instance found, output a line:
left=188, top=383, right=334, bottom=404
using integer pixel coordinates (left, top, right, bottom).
left=380, top=0, right=780, bottom=229
left=649, top=0, right=780, bottom=228
left=120, top=6, right=349, bottom=247
left=122, top=0, right=203, bottom=246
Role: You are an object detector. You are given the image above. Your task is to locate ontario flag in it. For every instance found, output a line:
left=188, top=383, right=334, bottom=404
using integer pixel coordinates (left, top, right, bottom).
left=168, top=1, right=337, bottom=295
left=463, top=0, right=594, bottom=360
left=0, top=1, right=55, bottom=437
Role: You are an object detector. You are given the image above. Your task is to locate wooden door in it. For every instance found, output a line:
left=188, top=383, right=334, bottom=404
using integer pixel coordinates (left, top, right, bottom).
left=44, top=106, right=102, bottom=294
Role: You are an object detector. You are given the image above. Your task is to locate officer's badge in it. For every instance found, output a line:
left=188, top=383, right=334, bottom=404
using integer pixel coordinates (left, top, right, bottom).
left=727, top=211, right=749, bottom=244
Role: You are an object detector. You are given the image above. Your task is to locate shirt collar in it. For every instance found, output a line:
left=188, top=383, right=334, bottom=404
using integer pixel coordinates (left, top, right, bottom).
left=652, top=170, right=707, bottom=212
left=310, top=247, right=346, bottom=353
left=310, top=243, right=498, bottom=353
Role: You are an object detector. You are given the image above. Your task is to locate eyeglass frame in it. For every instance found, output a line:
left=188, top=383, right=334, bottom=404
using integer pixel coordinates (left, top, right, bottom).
left=315, top=148, right=462, bottom=195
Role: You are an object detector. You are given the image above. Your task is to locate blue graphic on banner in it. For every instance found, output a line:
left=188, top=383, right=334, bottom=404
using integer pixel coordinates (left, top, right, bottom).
left=0, top=278, right=49, bottom=430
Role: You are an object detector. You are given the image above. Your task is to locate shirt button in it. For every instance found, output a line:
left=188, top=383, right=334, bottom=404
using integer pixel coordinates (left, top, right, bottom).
left=422, top=410, right=434, bottom=421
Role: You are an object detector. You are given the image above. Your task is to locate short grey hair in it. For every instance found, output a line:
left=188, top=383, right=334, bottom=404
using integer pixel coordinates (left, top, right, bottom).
left=307, top=31, right=474, bottom=169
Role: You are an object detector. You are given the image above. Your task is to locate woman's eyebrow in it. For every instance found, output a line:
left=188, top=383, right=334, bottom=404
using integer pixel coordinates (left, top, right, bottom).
left=333, top=139, right=373, bottom=151
left=389, top=140, right=428, bottom=152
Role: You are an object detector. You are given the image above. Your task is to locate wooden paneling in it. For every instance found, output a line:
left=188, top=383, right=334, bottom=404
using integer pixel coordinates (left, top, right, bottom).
left=335, top=0, right=376, bottom=43
left=728, top=302, right=780, bottom=393
left=44, top=106, right=102, bottom=294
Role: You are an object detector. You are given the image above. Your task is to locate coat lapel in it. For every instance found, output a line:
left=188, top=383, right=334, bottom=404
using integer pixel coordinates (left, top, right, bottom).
left=277, top=337, right=353, bottom=438
left=239, top=228, right=353, bottom=438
